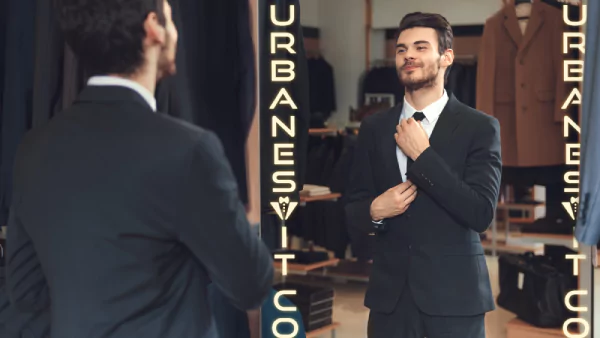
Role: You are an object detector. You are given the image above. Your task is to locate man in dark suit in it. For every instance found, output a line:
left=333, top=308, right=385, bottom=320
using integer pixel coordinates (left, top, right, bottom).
left=5, top=1, right=274, bottom=337
left=345, top=12, right=502, bottom=338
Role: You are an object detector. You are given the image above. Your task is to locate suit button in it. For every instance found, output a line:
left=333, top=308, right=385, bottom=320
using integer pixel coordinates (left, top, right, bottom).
left=522, top=106, right=527, bottom=111
left=521, top=83, right=525, bottom=88
left=407, top=214, right=411, bottom=218
left=408, top=245, right=412, bottom=250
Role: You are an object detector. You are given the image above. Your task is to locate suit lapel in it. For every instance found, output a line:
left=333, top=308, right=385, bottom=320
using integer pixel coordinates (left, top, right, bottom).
left=429, top=94, right=462, bottom=151
left=502, top=1, right=546, bottom=54
left=503, top=5, right=523, bottom=48
left=382, top=104, right=404, bottom=184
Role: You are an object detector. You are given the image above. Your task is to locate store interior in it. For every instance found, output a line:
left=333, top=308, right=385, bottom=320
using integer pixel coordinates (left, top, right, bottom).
left=0, top=0, right=597, bottom=337
left=268, top=0, right=600, bottom=337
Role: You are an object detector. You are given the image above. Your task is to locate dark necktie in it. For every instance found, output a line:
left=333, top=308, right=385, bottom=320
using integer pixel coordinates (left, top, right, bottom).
left=406, top=112, right=426, bottom=172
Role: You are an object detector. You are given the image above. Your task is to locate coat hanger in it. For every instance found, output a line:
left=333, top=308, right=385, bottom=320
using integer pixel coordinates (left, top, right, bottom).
left=513, top=0, right=532, bottom=20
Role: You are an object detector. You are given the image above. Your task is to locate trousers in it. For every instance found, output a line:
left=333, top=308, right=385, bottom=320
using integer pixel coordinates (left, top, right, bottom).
left=367, top=287, right=486, bottom=338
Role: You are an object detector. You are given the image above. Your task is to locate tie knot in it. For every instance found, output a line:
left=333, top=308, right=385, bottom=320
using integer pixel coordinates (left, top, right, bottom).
left=413, top=112, right=425, bottom=122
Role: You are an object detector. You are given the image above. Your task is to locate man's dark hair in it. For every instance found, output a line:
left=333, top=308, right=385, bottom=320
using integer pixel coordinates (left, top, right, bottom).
left=53, top=0, right=166, bottom=76
left=396, top=12, right=454, bottom=82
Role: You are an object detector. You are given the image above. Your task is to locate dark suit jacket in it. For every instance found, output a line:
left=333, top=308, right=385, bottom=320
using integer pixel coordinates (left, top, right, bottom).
left=345, top=94, right=502, bottom=319
left=5, top=86, right=273, bottom=338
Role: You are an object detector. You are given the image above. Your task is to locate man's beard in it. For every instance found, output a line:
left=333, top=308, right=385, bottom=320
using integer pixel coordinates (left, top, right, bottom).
left=397, top=59, right=441, bottom=92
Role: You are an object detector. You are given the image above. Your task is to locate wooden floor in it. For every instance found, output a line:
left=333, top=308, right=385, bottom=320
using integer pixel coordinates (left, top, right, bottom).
left=287, top=256, right=600, bottom=338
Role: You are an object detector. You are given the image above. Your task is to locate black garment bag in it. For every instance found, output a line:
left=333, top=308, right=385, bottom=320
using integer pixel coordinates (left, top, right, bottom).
left=497, top=252, right=578, bottom=328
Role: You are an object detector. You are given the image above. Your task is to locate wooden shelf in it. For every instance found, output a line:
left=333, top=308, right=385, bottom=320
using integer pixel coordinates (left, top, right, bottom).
left=509, top=233, right=574, bottom=249
left=506, top=318, right=567, bottom=338
left=274, top=258, right=340, bottom=273
left=309, top=128, right=338, bottom=135
left=306, top=322, right=341, bottom=338
left=300, top=193, right=342, bottom=203
left=497, top=202, right=544, bottom=209
left=481, top=239, right=543, bottom=255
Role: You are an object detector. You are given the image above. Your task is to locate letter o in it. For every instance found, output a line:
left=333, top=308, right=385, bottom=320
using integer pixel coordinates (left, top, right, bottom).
left=563, top=318, right=590, bottom=338
left=272, top=318, right=299, bottom=338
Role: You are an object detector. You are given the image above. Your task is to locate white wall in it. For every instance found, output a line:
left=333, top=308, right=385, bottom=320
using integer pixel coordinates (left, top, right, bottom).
left=318, top=0, right=366, bottom=127
left=299, top=0, right=320, bottom=27
left=299, top=0, right=366, bottom=127
left=372, top=0, right=503, bottom=28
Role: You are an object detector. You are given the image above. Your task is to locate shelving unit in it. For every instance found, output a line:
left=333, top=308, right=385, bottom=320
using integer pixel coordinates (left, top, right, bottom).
left=272, top=190, right=343, bottom=337
left=487, top=201, right=545, bottom=256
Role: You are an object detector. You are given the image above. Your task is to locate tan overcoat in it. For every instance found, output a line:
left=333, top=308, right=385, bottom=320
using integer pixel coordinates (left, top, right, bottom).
left=476, top=1, right=570, bottom=167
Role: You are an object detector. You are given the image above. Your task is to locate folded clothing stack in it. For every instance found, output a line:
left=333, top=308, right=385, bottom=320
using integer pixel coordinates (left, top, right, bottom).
left=300, top=185, right=331, bottom=197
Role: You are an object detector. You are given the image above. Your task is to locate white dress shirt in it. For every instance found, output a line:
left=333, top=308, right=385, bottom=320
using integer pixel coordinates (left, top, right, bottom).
left=87, top=76, right=157, bottom=112
left=397, top=90, right=449, bottom=182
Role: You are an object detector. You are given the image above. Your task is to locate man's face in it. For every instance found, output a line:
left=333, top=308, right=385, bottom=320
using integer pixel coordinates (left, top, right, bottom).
left=395, top=27, right=445, bottom=91
left=157, top=0, right=178, bottom=78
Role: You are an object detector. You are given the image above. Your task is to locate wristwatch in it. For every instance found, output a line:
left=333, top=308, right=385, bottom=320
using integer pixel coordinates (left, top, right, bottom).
left=371, top=219, right=387, bottom=232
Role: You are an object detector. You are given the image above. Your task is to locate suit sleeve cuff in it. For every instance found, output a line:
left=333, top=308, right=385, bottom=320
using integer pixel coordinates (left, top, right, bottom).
left=406, top=146, right=446, bottom=191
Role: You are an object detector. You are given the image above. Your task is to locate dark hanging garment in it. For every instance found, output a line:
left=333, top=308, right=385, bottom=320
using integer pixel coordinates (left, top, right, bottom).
left=360, top=66, right=404, bottom=107
left=31, top=0, right=65, bottom=128
left=237, top=0, right=257, bottom=141
left=1, top=0, right=36, bottom=225
left=307, top=57, right=336, bottom=128
left=178, top=0, right=254, bottom=204
left=61, top=44, right=88, bottom=110
left=259, top=0, right=310, bottom=212
left=446, top=62, right=477, bottom=109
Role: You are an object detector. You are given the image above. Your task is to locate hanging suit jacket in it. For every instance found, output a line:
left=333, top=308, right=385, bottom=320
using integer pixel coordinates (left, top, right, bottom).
left=446, top=62, right=477, bottom=109
left=575, top=0, right=600, bottom=246
left=307, top=57, right=336, bottom=127
left=177, top=0, right=256, bottom=205
left=259, top=0, right=310, bottom=212
left=360, top=66, right=405, bottom=108
left=5, top=85, right=274, bottom=338
left=476, top=2, right=568, bottom=167
left=31, top=0, right=64, bottom=129
left=345, top=94, right=501, bottom=328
